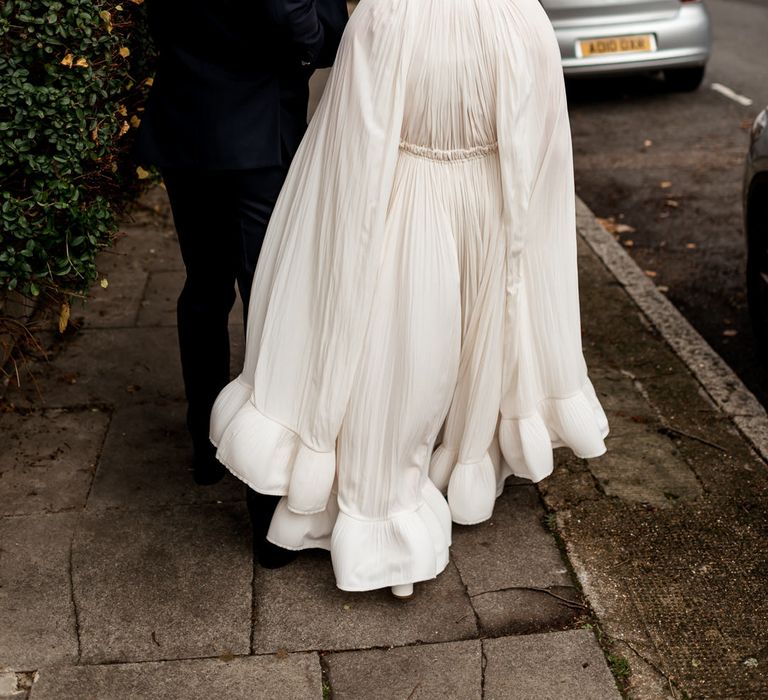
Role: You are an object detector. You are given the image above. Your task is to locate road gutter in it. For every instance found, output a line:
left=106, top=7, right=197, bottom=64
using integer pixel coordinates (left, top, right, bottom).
left=575, top=196, right=768, bottom=465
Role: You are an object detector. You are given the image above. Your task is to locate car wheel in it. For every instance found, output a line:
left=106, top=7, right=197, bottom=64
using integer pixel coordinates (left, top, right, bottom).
left=664, top=65, right=706, bottom=92
left=746, top=181, right=768, bottom=354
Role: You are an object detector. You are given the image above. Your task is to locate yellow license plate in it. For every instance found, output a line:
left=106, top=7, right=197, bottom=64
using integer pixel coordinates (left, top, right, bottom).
left=579, top=34, right=655, bottom=57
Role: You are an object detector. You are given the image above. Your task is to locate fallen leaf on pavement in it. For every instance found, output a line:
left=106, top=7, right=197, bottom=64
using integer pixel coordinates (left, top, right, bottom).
left=660, top=180, right=672, bottom=189
left=597, top=217, right=636, bottom=235
left=657, top=285, right=669, bottom=293
left=623, top=239, right=634, bottom=248
left=645, top=270, right=658, bottom=278
left=58, top=302, right=70, bottom=334
left=643, top=139, right=653, bottom=147
left=686, top=243, right=697, bottom=249
left=723, top=329, right=738, bottom=337
left=665, top=199, right=679, bottom=208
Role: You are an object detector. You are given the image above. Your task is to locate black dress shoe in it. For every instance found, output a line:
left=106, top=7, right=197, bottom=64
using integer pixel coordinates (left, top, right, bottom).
left=246, top=488, right=299, bottom=569
left=192, top=453, right=227, bottom=485
left=257, top=539, right=299, bottom=569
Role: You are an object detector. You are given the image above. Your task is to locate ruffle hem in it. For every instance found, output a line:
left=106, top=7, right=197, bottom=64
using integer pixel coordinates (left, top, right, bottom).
left=210, top=376, right=452, bottom=591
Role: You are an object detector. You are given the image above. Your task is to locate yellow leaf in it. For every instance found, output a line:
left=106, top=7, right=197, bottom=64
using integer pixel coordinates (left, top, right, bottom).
left=115, top=4, right=124, bottom=10
left=118, top=121, right=130, bottom=137
left=99, top=10, right=113, bottom=32
left=130, top=115, right=141, bottom=128
left=100, top=278, right=109, bottom=289
left=659, top=180, right=672, bottom=189
left=644, top=270, right=658, bottom=278
left=91, top=127, right=99, bottom=142
left=118, top=46, right=130, bottom=58
left=129, top=0, right=144, bottom=4
left=118, top=104, right=127, bottom=116
left=144, top=76, right=154, bottom=87
left=75, top=57, right=89, bottom=68
left=136, top=166, right=151, bottom=180
left=58, top=301, right=70, bottom=334
left=61, top=53, right=74, bottom=67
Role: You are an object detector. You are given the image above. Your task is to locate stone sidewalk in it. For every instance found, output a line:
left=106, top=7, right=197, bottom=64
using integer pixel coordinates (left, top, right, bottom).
left=0, top=188, right=622, bottom=700
left=2, top=182, right=767, bottom=699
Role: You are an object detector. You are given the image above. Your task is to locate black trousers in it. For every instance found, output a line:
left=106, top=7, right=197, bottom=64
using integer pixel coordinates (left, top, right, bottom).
left=162, top=167, right=288, bottom=523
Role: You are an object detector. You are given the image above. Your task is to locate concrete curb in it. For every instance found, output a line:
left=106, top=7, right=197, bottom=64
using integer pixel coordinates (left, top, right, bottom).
left=575, top=197, right=768, bottom=465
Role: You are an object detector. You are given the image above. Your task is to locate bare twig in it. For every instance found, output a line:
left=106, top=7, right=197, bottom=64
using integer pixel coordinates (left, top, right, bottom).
left=658, top=425, right=727, bottom=453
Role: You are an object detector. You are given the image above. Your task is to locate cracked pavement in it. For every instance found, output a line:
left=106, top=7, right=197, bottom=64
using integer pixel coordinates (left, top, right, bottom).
left=2, top=184, right=767, bottom=698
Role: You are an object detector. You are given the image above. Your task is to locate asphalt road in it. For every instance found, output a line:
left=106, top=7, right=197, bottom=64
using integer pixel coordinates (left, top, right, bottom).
left=566, top=0, right=768, bottom=406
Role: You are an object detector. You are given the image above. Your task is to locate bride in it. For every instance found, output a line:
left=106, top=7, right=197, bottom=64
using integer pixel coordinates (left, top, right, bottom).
left=210, top=0, right=609, bottom=598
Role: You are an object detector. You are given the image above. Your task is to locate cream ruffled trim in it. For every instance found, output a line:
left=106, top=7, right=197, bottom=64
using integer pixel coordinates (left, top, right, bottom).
left=429, top=380, right=609, bottom=525
left=330, top=480, right=452, bottom=591
left=500, top=379, right=608, bottom=484
left=212, top=376, right=453, bottom=591
left=267, top=480, right=451, bottom=592
left=210, top=377, right=336, bottom=515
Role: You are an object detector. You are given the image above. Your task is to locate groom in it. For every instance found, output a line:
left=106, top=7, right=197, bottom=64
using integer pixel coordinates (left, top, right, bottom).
left=135, top=0, right=348, bottom=565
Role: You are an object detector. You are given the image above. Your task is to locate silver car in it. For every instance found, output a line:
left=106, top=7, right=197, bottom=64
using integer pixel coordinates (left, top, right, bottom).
left=543, top=0, right=711, bottom=90
left=744, top=108, right=768, bottom=352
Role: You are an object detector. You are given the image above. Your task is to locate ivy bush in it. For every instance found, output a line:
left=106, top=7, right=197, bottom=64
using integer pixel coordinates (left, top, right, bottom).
left=0, top=0, right=154, bottom=331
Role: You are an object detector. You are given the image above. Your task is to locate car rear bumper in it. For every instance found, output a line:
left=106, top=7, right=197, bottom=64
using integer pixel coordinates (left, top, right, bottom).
left=553, top=4, right=711, bottom=75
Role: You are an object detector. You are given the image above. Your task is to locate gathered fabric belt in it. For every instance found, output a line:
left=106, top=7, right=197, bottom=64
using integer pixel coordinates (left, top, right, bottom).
left=399, top=140, right=499, bottom=162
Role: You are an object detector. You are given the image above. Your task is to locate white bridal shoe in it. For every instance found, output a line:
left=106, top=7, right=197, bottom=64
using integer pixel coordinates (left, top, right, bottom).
left=390, top=584, right=414, bottom=599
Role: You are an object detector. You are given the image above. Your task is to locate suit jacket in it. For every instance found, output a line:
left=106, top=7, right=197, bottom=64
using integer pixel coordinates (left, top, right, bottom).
left=134, top=0, right=348, bottom=170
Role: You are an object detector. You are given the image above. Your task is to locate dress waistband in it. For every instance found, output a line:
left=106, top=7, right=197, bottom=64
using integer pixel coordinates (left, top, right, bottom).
left=398, top=140, right=499, bottom=162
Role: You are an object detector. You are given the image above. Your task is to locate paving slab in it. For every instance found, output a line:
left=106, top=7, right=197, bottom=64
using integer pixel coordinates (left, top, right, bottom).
left=0, top=408, right=109, bottom=516
left=588, top=432, right=703, bottom=507
left=87, top=401, right=242, bottom=510
left=470, top=586, right=587, bottom=637
left=325, top=640, right=482, bottom=700
left=252, top=551, right=477, bottom=653
left=74, top=265, right=149, bottom=330
left=483, top=630, right=621, bottom=700
left=72, top=504, right=252, bottom=663
left=4, top=327, right=184, bottom=409
left=450, top=485, right=571, bottom=596
left=30, top=652, right=321, bottom=700
left=0, top=513, right=78, bottom=668
left=111, top=223, right=184, bottom=273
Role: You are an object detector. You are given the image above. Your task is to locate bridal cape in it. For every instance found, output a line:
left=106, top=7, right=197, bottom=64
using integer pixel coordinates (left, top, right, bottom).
left=210, top=0, right=609, bottom=592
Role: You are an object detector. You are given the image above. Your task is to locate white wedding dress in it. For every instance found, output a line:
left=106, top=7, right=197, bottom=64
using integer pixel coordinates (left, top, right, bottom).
left=210, top=0, right=609, bottom=592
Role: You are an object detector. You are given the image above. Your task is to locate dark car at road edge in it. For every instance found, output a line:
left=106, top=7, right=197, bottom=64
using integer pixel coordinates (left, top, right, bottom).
left=744, top=107, right=768, bottom=354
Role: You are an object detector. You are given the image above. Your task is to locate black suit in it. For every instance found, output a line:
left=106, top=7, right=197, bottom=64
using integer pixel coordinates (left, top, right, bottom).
left=134, top=0, right=347, bottom=510
left=135, top=0, right=347, bottom=168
